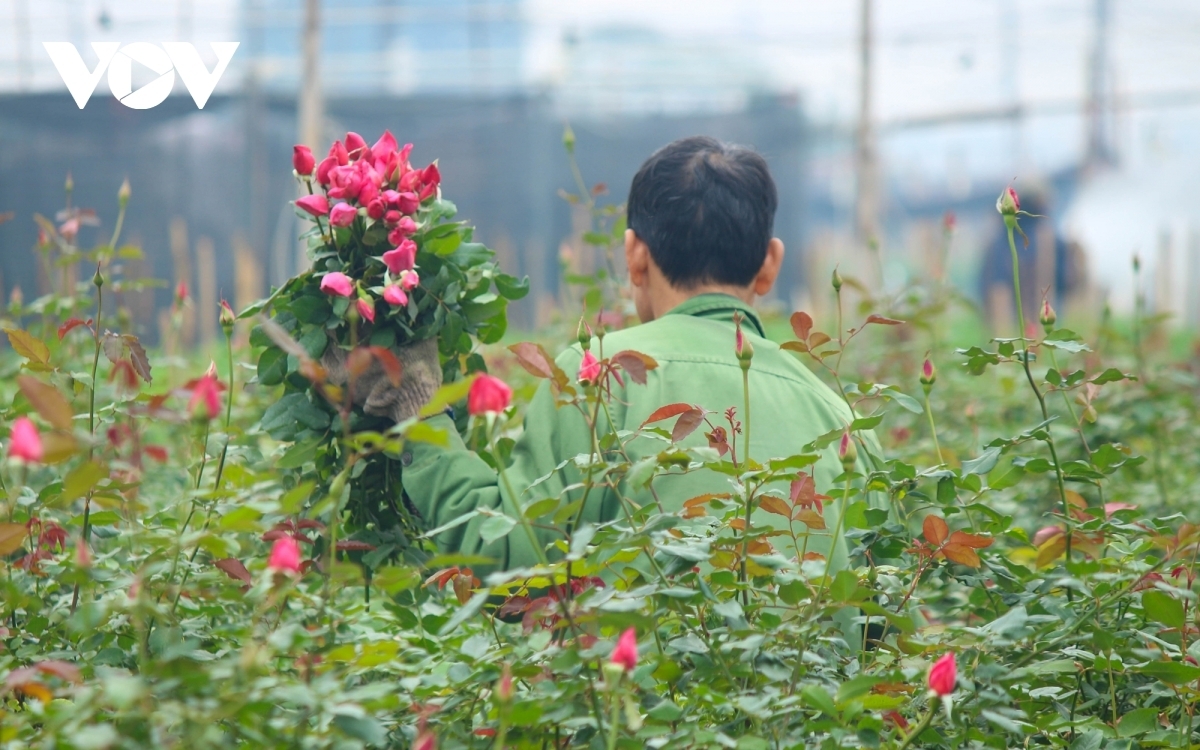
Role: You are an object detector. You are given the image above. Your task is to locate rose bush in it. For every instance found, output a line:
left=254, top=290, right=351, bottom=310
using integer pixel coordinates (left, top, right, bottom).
left=1, top=159, right=1200, bottom=750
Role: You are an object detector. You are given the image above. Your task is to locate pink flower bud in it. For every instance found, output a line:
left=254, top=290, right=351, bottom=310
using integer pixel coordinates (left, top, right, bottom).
left=996, top=186, right=1019, bottom=216
left=292, top=145, right=315, bottom=176
left=383, top=240, right=417, bottom=274
left=838, top=431, right=857, bottom=471
left=296, top=194, right=330, bottom=217
left=396, top=191, right=420, bottom=214
left=927, top=652, right=957, bottom=697
left=399, top=270, right=420, bottom=291
left=356, top=298, right=376, bottom=324
left=495, top=664, right=514, bottom=703
left=383, top=285, right=408, bottom=307
left=219, top=299, right=236, bottom=332
left=268, top=536, right=302, bottom=574
left=577, top=350, right=601, bottom=385
left=187, top=371, right=222, bottom=421
left=8, top=416, right=43, bottom=463
left=344, top=131, right=368, bottom=161
left=328, top=202, right=358, bottom=228
left=367, top=199, right=386, bottom=221
left=467, top=375, right=512, bottom=416
left=413, top=731, right=436, bottom=750
left=315, top=156, right=337, bottom=185
left=329, top=139, right=349, bottom=166
left=1040, top=299, right=1057, bottom=331
left=319, top=272, right=354, bottom=298
left=611, top=627, right=638, bottom=673
left=175, top=279, right=189, bottom=305
left=920, top=358, right=936, bottom=388
left=372, top=130, right=398, bottom=158
left=75, top=538, right=91, bottom=569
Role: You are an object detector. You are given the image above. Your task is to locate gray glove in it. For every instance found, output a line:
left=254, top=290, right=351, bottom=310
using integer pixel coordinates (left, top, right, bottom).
left=322, top=338, right=443, bottom=424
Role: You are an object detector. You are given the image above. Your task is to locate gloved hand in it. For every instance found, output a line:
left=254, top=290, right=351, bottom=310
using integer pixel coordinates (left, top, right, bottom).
left=322, top=338, right=443, bottom=424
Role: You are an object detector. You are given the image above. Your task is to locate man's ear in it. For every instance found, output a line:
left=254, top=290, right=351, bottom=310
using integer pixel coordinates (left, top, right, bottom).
left=752, top=238, right=785, bottom=297
left=625, top=229, right=650, bottom=288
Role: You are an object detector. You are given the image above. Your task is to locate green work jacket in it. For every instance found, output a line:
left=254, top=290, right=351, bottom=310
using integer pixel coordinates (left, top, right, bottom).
left=402, top=294, right=880, bottom=577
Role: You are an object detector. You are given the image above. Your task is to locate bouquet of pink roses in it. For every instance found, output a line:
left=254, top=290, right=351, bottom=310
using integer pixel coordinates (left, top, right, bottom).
left=246, top=130, right=527, bottom=559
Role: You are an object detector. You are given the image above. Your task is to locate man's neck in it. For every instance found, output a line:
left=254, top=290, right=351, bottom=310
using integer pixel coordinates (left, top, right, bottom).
left=645, top=266, right=754, bottom=320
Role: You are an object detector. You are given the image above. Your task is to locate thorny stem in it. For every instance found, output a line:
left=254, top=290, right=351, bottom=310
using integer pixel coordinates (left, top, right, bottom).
left=896, top=703, right=937, bottom=750
left=739, top=365, right=752, bottom=607
left=923, top=391, right=944, bottom=465
left=1006, top=221, right=1074, bottom=563
left=489, top=416, right=550, bottom=567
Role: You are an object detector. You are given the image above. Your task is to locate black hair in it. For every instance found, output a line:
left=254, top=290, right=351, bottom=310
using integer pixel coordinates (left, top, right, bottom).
left=627, top=136, right=778, bottom=288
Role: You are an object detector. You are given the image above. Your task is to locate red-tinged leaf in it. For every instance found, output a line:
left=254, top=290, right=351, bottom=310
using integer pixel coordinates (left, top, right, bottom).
left=34, top=661, right=81, bottom=683
left=100, top=331, right=126, bottom=367
left=335, top=540, right=376, bottom=551
left=682, top=504, right=707, bottom=518
left=706, top=427, right=730, bottom=456
left=17, top=375, right=74, bottom=431
left=369, top=346, right=403, bottom=386
left=452, top=574, right=475, bottom=605
left=683, top=493, right=729, bottom=509
left=790, top=475, right=816, bottom=505
left=640, top=403, right=693, bottom=429
left=865, top=314, right=904, bottom=326
left=346, top=347, right=374, bottom=380
left=14, top=681, right=52, bottom=703
left=4, top=328, right=50, bottom=365
left=729, top=517, right=746, bottom=531
left=758, top=496, right=793, bottom=518
left=808, top=332, right=832, bottom=350
left=261, top=529, right=288, bottom=542
left=57, top=318, right=91, bottom=340
left=122, top=334, right=152, bottom=383
left=1036, top=534, right=1068, bottom=568
left=214, top=558, right=252, bottom=584
left=497, top=595, right=532, bottom=617
left=780, top=341, right=809, bottom=354
left=922, top=515, right=949, bottom=546
left=671, top=407, right=706, bottom=443
left=144, top=445, right=169, bottom=462
left=794, top=509, right=827, bottom=530
left=791, top=311, right=814, bottom=342
left=424, top=567, right=461, bottom=589
left=802, top=551, right=826, bottom=562
left=109, top=359, right=139, bottom=391
left=948, top=530, right=994, bottom=549
left=611, top=350, right=658, bottom=385
left=941, top=543, right=981, bottom=568
left=295, top=519, right=327, bottom=531
left=508, top=341, right=555, bottom=379
left=0, top=523, right=28, bottom=555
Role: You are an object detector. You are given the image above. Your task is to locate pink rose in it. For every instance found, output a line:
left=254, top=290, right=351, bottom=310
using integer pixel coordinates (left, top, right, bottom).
left=187, top=371, right=222, bottom=421
left=383, top=285, right=408, bottom=307
left=356, top=298, right=376, bottom=323
left=268, top=536, right=302, bottom=574
left=577, top=350, right=601, bottom=384
left=467, top=375, right=512, bottom=416
left=396, top=191, right=419, bottom=214
left=367, top=199, right=386, bottom=221
left=328, top=139, right=348, bottom=166
left=296, top=194, right=330, bottom=217
left=357, top=179, right=379, bottom=208
left=344, top=131, right=368, bottom=161
left=319, top=272, right=354, bottom=298
left=611, top=628, right=638, bottom=673
left=315, top=156, right=337, bottom=185
left=292, top=145, right=315, bottom=176
left=399, top=270, right=420, bottom=291
left=927, top=652, right=957, bottom=696
left=372, top=130, right=398, bottom=158
left=8, top=416, right=43, bottom=463
left=328, top=202, right=358, bottom=228
left=383, top=240, right=417, bottom=274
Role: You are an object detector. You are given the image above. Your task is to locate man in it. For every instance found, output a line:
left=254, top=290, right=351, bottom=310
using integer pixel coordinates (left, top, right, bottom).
left=364, top=136, right=876, bottom=576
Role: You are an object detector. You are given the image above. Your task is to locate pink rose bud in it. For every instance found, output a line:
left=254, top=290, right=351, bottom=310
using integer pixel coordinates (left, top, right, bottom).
left=219, top=299, right=236, bottom=332
left=496, top=664, right=514, bottom=703
left=577, top=350, right=601, bottom=385
left=292, top=145, right=315, bottom=176
left=382, top=189, right=401, bottom=207
left=467, top=374, right=512, bottom=416
left=397, top=216, right=418, bottom=235
left=344, top=131, right=367, bottom=160
left=175, top=279, right=189, bottom=305
left=611, top=627, right=638, bottom=673
left=329, top=139, right=349, bottom=166
left=920, top=358, right=936, bottom=389
left=1040, top=299, right=1057, bottom=331
left=188, top=371, right=222, bottom=421
left=356, top=298, right=376, bottom=324
left=413, top=731, right=436, bottom=750
left=577, top=318, right=593, bottom=350
left=383, top=240, right=417, bottom=274
left=328, top=202, right=358, bottom=228
left=927, top=652, right=957, bottom=697
left=296, top=194, right=330, bottom=217
left=319, top=272, right=354, bottom=298
left=383, top=285, right=408, bottom=307
left=8, top=416, right=43, bottom=463
left=372, top=130, right=398, bottom=158
left=396, top=192, right=420, bottom=214
left=838, top=431, right=857, bottom=471
left=384, top=210, right=402, bottom=226
left=399, top=270, right=420, bottom=291
left=1032, top=525, right=1064, bottom=546
left=75, top=538, right=92, bottom=569
left=357, top=179, right=379, bottom=208
left=367, top=199, right=386, bottom=221
left=996, top=186, right=1020, bottom=216
left=943, top=211, right=956, bottom=230
left=267, top=536, right=302, bottom=574
left=315, top=156, right=337, bottom=185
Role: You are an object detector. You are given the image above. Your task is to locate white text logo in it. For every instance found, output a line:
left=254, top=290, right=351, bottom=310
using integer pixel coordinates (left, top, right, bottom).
left=42, top=42, right=239, bottom=110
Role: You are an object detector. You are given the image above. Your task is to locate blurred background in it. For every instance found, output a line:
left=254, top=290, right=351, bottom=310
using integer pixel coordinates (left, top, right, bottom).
left=2, top=0, right=1200, bottom=345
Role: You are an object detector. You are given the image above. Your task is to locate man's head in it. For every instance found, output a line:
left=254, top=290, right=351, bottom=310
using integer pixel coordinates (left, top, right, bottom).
left=625, top=136, right=784, bottom=321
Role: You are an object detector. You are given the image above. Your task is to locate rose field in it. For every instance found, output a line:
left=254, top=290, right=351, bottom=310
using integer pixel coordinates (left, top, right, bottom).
left=3, top=130, right=1200, bottom=750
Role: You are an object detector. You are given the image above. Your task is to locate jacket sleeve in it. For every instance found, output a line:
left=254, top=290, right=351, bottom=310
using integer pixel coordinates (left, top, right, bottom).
left=400, top=352, right=596, bottom=575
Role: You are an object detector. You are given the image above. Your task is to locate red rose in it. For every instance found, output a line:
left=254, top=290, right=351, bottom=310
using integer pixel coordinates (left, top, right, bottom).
left=927, top=652, right=956, bottom=696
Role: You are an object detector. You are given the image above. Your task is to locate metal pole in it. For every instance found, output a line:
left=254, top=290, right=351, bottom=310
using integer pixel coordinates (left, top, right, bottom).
left=854, top=0, right=878, bottom=246
left=299, top=0, right=324, bottom=151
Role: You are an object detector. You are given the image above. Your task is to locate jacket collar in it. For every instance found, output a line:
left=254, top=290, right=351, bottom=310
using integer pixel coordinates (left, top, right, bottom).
left=664, top=293, right=766, bottom=337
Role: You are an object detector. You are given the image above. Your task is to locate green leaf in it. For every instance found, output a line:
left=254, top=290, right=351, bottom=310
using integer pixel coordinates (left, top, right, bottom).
left=60, top=461, right=107, bottom=505
left=800, top=684, right=838, bottom=717
left=1137, top=661, right=1200, bottom=684
left=1117, top=707, right=1160, bottom=736
left=1142, top=590, right=1185, bottom=629
left=478, top=514, right=517, bottom=544
left=438, top=590, right=489, bottom=635
left=962, top=447, right=1001, bottom=475
left=332, top=714, right=388, bottom=745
